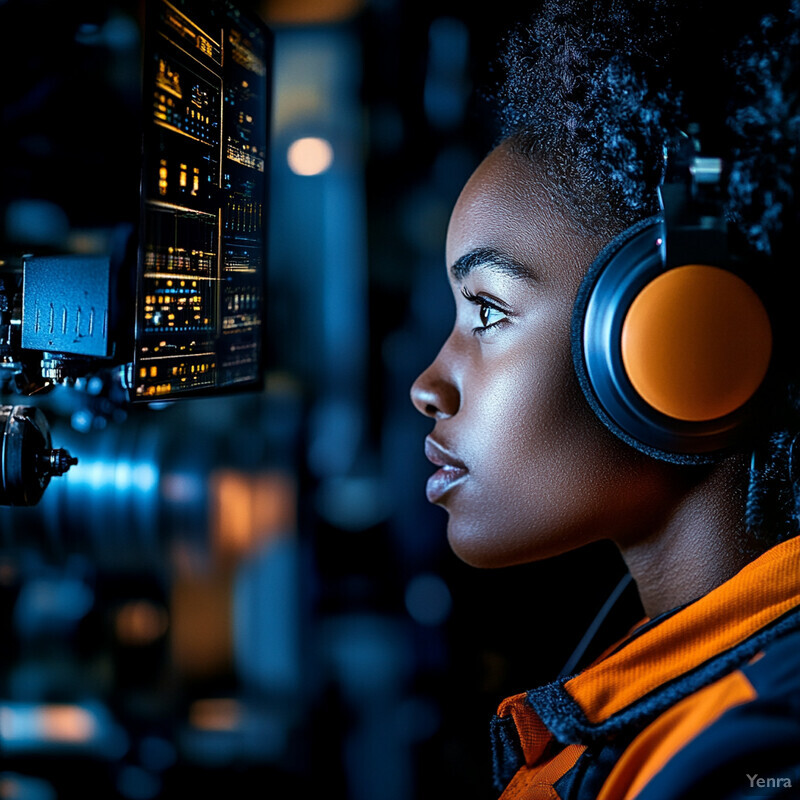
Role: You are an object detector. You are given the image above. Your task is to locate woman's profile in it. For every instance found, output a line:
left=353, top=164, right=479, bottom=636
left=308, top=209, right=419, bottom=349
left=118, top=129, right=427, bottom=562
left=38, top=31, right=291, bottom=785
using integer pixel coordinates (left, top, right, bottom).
left=411, top=1, right=800, bottom=797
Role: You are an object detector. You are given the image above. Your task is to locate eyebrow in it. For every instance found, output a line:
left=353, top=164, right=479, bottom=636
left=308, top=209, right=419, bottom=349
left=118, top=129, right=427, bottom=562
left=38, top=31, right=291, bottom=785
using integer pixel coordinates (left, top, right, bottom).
left=449, top=247, right=538, bottom=283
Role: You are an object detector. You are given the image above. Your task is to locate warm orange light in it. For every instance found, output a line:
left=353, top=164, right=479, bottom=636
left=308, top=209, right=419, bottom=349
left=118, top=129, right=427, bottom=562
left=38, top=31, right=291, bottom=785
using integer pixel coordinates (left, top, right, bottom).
left=170, top=574, right=233, bottom=677
left=209, top=470, right=296, bottom=561
left=115, top=600, right=169, bottom=647
left=189, top=698, right=243, bottom=731
left=287, top=137, right=333, bottom=176
left=40, top=705, right=97, bottom=743
left=261, top=0, right=365, bottom=24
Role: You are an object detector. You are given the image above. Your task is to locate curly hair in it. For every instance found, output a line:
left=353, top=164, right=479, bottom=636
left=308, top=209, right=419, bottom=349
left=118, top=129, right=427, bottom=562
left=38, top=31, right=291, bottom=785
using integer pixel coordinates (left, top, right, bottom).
left=488, top=0, right=800, bottom=541
left=491, top=1, right=800, bottom=242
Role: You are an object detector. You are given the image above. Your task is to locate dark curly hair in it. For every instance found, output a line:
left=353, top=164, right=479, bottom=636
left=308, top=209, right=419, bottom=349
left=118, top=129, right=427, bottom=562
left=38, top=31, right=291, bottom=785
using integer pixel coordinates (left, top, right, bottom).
left=487, top=0, right=800, bottom=541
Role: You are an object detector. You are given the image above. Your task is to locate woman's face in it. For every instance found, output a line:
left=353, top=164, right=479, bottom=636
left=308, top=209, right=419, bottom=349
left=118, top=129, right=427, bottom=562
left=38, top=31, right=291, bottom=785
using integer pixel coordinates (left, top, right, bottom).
left=410, top=141, right=680, bottom=568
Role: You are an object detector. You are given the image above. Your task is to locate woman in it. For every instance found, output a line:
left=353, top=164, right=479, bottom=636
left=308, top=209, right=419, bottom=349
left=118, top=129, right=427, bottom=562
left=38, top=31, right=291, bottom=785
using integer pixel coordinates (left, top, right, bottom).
left=411, top=1, right=800, bottom=797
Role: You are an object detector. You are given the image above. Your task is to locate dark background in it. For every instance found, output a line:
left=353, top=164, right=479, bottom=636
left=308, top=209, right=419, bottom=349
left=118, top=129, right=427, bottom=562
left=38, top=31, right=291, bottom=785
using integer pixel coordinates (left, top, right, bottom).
left=0, top=1, right=631, bottom=798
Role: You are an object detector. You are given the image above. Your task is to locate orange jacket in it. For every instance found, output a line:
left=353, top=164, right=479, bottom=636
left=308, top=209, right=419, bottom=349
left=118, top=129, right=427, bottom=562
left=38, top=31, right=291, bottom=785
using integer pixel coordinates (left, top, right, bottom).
left=491, top=536, right=800, bottom=799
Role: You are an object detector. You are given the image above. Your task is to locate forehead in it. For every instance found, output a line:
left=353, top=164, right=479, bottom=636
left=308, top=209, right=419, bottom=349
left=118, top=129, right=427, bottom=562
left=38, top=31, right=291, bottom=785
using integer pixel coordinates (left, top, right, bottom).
left=445, top=143, right=604, bottom=284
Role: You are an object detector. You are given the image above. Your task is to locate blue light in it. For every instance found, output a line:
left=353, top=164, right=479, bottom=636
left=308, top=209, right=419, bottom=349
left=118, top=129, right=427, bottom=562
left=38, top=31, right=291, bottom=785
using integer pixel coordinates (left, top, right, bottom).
left=404, top=573, right=452, bottom=627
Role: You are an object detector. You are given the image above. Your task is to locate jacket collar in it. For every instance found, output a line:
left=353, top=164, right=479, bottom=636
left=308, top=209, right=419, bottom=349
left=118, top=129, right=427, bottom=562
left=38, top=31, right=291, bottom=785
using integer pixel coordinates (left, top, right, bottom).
left=494, top=535, right=800, bottom=771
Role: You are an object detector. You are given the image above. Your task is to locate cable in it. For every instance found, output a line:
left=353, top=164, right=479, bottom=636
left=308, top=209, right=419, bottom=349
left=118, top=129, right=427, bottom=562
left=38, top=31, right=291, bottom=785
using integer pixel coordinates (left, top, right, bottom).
left=558, top=572, right=634, bottom=678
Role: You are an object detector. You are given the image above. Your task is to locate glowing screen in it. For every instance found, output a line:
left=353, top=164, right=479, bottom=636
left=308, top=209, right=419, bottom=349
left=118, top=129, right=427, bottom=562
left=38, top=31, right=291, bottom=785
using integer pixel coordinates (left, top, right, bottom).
left=135, top=0, right=270, bottom=399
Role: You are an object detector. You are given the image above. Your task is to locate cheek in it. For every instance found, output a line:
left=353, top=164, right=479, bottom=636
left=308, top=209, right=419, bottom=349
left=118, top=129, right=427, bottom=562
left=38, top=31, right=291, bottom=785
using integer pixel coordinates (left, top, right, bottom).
left=450, top=334, right=602, bottom=565
left=466, top=314, right=589, bottom=471
left=446, top=317, right=668, bottom=569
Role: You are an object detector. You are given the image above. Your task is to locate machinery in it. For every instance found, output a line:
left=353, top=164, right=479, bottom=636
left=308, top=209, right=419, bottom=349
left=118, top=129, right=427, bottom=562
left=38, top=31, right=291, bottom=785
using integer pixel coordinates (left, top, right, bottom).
left=0, top=0, right=272, bottom=506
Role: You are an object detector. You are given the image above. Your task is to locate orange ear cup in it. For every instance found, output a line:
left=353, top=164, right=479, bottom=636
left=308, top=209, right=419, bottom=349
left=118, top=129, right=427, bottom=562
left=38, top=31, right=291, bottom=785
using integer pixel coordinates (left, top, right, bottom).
left=621, top=265, right=772, bottom=422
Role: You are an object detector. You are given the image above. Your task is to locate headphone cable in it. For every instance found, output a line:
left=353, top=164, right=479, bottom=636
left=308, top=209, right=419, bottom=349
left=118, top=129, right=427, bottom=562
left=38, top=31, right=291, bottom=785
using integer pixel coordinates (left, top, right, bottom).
left=558, top=572, right=634, bottom=678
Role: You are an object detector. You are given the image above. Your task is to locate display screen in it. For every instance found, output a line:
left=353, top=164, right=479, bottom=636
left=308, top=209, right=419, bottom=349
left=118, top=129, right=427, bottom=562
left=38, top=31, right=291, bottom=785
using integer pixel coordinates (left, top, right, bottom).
left=134, top=0, right=270, bottom=400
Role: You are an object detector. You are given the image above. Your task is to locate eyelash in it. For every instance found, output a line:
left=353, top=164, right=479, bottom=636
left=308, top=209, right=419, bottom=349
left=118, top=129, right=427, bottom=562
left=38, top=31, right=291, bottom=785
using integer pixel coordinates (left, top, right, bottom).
left=460, top=286, right=510, bottom=336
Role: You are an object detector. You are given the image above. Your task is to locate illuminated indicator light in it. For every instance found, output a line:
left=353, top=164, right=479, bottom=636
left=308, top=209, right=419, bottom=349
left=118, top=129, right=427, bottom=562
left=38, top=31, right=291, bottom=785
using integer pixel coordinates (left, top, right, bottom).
left=167, top=281, right=173, bottom=287
left=287, top=137, right=334, bottom=176
left=150, top=366, right=158, bottom=377
left=140, top=368, right=147, bottom=378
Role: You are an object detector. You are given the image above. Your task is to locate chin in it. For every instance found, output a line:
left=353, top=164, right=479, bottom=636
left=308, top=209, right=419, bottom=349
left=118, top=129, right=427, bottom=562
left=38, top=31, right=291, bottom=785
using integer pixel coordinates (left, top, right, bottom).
left=446, top=517, right=539, bottom=569
left=445, top=508, right=584, bottom=568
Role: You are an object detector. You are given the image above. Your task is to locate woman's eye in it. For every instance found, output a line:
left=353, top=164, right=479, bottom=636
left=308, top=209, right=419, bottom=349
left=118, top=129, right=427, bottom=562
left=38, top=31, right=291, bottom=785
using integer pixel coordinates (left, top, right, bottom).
left=478, top=304, right=506, bottom=329
left=460, top=287, right=510, bottom=335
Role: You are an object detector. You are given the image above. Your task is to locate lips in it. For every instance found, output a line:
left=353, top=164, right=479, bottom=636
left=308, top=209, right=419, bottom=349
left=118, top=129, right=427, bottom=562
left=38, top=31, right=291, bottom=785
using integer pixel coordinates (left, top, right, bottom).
left=424, top=437, right=468, bottom=503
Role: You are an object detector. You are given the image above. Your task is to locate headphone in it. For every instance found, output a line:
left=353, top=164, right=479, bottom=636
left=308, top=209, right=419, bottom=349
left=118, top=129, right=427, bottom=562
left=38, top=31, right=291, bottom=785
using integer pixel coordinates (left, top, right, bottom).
left=571, top=144, right=773, bottom=465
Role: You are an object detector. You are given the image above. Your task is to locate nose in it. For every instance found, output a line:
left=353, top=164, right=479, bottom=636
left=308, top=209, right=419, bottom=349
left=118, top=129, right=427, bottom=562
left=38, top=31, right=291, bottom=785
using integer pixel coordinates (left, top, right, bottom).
left=410, top=353, right=460, bottom=419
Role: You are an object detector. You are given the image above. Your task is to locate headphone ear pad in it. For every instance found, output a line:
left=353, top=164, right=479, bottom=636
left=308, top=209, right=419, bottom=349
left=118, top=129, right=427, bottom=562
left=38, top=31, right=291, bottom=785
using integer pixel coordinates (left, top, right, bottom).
left=571, top=215, right=772, bottom=464
left=621, top=264, right=771, bottom=422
